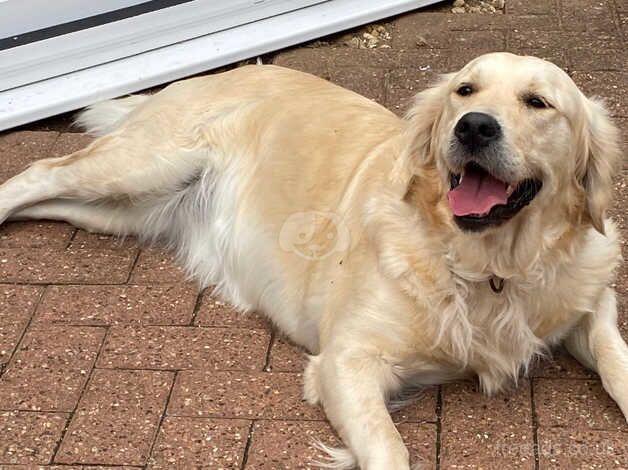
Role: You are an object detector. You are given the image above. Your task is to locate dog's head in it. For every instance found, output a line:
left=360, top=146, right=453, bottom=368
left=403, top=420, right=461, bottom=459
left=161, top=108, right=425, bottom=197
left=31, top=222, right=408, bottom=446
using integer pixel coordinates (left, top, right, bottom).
left=406, top=52, right=622, bottom=235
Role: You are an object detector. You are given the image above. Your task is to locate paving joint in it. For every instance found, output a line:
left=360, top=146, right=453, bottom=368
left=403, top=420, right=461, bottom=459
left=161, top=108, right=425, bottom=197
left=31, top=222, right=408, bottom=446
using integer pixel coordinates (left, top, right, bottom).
left=51, top=324, right=110, bottom=464
left=240, top=420, right=256, bottom=469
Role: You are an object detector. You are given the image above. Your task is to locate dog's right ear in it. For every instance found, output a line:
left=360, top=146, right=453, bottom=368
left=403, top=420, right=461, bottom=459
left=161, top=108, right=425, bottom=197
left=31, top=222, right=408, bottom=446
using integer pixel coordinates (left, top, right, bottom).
left=403, top=73, right=454, bottom=167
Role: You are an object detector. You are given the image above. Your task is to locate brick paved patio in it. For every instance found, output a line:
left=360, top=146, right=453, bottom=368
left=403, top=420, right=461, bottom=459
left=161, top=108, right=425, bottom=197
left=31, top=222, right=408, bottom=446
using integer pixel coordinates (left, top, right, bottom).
left=0, top=0, right=627, bottom=468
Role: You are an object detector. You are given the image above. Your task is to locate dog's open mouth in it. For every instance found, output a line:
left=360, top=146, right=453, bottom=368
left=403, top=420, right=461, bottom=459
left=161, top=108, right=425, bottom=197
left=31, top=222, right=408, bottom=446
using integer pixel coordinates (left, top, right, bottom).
left=448, top=162, right=542, bottom=231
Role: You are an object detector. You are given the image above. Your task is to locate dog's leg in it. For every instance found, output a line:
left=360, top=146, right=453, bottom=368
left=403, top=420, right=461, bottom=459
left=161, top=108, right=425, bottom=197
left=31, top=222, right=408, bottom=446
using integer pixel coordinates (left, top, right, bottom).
left=9, top=199, right=143, bottom=235
left=564, top=288, right=628, bottom=422
left=0, top=131, right=206, bottom=229
left=312, top=348, right=410, bottom=470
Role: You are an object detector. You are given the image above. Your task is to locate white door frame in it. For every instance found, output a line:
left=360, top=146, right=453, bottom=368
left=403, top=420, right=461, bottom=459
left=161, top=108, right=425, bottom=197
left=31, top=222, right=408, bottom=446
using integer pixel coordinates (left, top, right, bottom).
left=0, top=0, right=327, bottom=91
left=0, top=0, right=439, bottom=131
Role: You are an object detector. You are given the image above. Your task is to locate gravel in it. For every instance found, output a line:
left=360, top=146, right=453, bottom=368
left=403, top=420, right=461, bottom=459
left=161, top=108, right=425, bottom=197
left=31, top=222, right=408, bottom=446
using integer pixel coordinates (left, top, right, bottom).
left=452, top=0, right=505, bottom=14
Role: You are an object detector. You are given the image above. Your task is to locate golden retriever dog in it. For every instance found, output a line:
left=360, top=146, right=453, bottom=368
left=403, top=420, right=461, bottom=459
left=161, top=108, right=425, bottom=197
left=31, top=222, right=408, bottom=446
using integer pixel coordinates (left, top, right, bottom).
left=1, top=52, right=626, bottom=468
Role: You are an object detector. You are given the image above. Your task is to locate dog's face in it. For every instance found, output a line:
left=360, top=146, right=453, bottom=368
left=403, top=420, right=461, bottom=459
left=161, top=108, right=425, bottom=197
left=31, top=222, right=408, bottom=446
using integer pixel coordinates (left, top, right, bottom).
left=413, top=52, right=621, bottom=234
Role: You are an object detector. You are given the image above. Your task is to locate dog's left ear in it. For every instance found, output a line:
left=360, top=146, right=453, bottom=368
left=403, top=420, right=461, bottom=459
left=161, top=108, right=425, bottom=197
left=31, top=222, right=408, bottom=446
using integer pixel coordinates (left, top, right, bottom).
left=577, top=97, right=623, bottom=235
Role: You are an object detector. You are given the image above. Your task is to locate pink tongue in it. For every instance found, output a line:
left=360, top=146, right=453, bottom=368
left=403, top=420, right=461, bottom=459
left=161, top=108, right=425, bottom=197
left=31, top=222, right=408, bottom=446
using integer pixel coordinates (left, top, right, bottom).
left=447, top=166, right=508, bottom=216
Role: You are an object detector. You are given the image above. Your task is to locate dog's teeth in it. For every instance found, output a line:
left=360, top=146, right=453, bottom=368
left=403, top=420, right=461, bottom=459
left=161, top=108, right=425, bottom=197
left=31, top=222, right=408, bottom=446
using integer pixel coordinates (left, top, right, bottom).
left=459, top=170, right=465, bottom=183
left=506, top=184, right=515, bottom=196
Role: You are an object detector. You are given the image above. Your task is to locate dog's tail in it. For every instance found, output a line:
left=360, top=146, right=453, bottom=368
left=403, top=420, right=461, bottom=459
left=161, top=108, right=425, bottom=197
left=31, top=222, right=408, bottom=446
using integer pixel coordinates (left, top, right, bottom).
left=311, top=440, right=357, bottom=469
left=75, top=94, right=150, bottom=136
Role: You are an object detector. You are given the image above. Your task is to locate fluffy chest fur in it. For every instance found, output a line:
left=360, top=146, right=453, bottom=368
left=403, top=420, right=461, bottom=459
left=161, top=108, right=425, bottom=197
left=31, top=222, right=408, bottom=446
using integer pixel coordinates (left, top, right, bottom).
left=385, top=247, right=619, bottom=394
left=455, top=273, right=591, bottom=393
left=365, top=190, right=621, bottom=394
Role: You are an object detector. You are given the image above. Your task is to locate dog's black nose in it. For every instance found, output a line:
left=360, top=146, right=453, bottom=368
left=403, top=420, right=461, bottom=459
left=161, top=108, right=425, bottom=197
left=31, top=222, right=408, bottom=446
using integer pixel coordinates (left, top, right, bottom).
left=454, top=112, right=501, bottom=150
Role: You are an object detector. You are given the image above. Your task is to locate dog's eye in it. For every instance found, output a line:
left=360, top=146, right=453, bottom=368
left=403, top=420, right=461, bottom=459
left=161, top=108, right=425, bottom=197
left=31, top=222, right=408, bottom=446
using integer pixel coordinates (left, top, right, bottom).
left=526, top=96, right=548, bottom=109
left=456, top=85, right=474, bottom=97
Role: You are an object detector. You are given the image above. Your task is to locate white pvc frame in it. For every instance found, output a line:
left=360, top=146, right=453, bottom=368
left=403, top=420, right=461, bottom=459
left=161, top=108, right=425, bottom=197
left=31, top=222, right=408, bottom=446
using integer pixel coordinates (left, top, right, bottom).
left=0, top=0, right=438, bottom=131
left=0, top=0, right=326, bottom=91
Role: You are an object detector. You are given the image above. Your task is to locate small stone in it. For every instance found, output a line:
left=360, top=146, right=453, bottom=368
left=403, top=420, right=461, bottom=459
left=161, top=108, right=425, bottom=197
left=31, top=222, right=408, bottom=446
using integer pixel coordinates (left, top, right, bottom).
left=349, top=37, right=361, bottom=48
left=416, top=36, right=429, bottom=47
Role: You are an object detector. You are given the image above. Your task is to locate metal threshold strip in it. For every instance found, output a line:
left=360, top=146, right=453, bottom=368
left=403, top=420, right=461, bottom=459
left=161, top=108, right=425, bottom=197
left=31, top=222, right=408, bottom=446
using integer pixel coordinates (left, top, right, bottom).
left=0, top=0, right=439, bottom=131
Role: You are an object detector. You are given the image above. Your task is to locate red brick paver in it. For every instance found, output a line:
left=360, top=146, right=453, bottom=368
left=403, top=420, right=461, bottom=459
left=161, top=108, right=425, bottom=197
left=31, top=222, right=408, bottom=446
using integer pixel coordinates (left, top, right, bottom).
left=97, top=326, right=270, bottom=370
left=168, top=371, right=323, bottom=420
left=268, top=336, right=308, bottom=372
left=0, top=285, right=42, bottom=367
left=245, top=420, right=342, bottom=469
left=0, top=221, right=74, bottom=249
left=0, top=247, right=135, bottom=284
left=128, top=248, right=189, bottom=285
left=534, top=379, right=627, bottom=431
left=0, top=1, right=626, bottom=468
left=148, top=417, right=250, bottom=469
left=55, top=369, right=173, bottom=466
left=0, top=326, right=104, bottom=412
left=0, top=411, right=67, bottom=464
left=440, top=381, right=535, bottom=469
left=194, top=291, right=268, bottom=329
left=537, top=427, right=628, bottom=469
left=35, top=285, right=198, bottom=326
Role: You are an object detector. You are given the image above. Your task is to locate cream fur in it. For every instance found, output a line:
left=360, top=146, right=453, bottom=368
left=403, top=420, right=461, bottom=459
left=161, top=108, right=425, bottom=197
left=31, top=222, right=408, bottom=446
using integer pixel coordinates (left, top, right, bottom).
left=0, top=53, right=625, bottom=469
